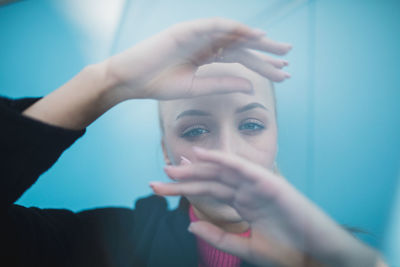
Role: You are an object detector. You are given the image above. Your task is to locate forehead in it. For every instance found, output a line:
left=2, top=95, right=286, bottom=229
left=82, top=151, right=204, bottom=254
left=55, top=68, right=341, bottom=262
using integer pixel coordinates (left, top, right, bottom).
left=160, top=63, right=275, bottom=120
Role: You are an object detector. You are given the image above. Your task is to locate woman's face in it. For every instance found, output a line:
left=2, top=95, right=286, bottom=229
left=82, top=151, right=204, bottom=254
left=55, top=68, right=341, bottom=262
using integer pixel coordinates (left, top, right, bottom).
left=159, top=63, right=278, bottom=226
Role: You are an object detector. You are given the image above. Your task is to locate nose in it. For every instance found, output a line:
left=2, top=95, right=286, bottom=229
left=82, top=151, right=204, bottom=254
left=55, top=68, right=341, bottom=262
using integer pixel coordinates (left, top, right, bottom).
left=214, top=126, right=236, bottom=154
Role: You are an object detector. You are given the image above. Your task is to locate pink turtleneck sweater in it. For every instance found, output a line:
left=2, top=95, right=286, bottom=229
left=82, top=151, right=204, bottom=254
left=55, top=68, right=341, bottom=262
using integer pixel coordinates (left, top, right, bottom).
left=189, top=205, right=251, bottom=267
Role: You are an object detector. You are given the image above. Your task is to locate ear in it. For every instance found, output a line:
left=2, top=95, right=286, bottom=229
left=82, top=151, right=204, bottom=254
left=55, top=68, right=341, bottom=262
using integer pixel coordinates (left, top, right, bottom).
left=161, top=139, right=172, bottom=165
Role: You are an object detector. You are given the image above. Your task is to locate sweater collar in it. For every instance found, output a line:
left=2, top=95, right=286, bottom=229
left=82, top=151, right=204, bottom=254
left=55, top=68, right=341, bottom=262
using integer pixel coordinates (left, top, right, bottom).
left=148, top=197, right=257, bottom=267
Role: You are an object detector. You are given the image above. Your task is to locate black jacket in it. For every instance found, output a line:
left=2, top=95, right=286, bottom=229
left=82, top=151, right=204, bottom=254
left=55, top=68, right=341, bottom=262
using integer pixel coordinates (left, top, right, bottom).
left=0, top=96, right=256, bottom=267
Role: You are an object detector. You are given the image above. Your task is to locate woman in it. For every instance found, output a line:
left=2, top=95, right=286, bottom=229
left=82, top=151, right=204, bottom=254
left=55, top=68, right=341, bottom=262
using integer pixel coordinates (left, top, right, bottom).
left=152, top=63, right=386, bottom=266
left=0, top=17, right=385, bottom=266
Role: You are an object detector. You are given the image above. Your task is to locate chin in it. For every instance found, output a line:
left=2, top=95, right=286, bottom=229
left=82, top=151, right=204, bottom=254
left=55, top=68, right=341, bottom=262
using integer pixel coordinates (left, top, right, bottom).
left=187, top=196, right=243, bottom=223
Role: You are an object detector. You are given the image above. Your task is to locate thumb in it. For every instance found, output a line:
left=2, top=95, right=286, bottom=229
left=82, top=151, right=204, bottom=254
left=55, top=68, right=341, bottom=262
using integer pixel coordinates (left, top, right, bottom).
left=188, top=221, right=250, bottom=259
left=190, top=75, right=253, bottom=97
left=188, top=221, right=313, bottom=267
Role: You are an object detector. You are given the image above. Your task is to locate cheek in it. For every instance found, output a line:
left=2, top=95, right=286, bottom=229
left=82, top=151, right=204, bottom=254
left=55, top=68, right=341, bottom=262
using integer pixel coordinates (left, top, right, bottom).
left=237, top=127, right=278, bottom=169
left=163, top=134, right=197, bottom=165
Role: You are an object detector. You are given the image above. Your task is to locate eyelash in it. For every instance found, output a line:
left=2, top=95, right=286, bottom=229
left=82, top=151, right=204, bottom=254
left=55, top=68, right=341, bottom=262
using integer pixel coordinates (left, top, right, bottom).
left=239, top=119, right=265, bottom=134
left=180, top=119, right=266, bottom=140
left=181, top=125, right=210, bottom=138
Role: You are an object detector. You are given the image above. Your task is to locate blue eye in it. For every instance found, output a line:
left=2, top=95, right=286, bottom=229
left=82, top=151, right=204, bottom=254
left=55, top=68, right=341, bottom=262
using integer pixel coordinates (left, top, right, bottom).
left=181, top=127, right=210, bottom=138
left=239, top=120, right=265, bottom=133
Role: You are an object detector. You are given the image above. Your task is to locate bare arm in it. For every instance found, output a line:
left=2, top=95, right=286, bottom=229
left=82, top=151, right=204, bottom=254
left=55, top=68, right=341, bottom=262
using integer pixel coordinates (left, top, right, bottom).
left=22, top=18, right=291, bottom=130
left=22, top=63, right=120, bottom=130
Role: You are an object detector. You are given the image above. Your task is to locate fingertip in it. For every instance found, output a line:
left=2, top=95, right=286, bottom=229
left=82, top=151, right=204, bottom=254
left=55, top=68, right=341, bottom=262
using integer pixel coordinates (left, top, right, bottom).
left=274, top=43, right=293, bottom=56
left=164, top=165, right=173, bottom=173
left=163, top=166, right=178, bottom=180
left=188, top=222, right=204, bottom=235
left=188, top=222, right=195, bottom=233
left=149, top=181, right=162, bottom=187
left=149, top=181, right=163, bottom=194
left=271, top=71, right=291, bottom=82
left=282, top=43, right=293, bottom=54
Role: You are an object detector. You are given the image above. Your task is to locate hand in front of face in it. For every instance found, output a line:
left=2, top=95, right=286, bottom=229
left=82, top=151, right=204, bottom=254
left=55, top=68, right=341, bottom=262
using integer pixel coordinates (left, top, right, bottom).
left=150, top=148, right=381, bottom=267
left=104, top=17, right=291, bottom=101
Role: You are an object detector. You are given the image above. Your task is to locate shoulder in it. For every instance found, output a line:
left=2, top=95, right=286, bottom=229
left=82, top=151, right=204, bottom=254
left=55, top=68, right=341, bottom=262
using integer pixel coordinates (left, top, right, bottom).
left=71, top=195, right=171, bottom=266
left=134, top=194, right=168, bottom=213
left=132, top=194, right=170, bottom=233
left=76, top=194, right=169, bottom=230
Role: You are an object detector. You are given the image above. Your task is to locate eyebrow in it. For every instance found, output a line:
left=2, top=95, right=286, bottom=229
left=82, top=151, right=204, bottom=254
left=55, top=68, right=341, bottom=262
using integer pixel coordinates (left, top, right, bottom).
left=175, top=102, right=268, bottom=120
left=235, top=102, right=268, bottom=113
left=176, top=109, right=211, bottom=120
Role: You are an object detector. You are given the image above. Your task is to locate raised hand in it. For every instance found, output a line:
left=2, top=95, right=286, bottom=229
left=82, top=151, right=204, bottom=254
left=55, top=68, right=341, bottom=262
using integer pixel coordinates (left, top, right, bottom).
left=22, top=18, right=291, bottom=130
left=150, top=147, right=381, bottom=267
left=105, top=17, right=292, bottom=100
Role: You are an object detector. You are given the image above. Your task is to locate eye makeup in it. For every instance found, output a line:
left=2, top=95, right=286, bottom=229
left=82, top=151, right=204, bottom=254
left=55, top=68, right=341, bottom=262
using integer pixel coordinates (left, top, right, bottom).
left=238, top=118, right=266, bottom=134
left=181, top=124, right=210, bottom=138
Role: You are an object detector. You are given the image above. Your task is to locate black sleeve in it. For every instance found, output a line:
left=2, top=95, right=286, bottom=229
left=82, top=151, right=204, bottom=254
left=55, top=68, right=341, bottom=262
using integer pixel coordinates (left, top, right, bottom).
left=0, top=95, right=129, bottom=267
left=0, top=96, right=169, bottom=267
left=0, top=96, right=86, bottom=208
left=3, top=196, right=167, bottom=267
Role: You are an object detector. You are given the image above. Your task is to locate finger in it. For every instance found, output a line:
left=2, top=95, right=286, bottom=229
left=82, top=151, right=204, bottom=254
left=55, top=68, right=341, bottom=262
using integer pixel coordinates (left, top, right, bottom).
left=189, top=75, right=253, bottom=97
left=243, top=49, right=289, bottom=69
left=164, top=162, right=243, bottom=188
left=191, top=17, right=266, bottom=39
left=193, top=147, right=290, bottom=202
left=149, top=180, right=235, bottom=202
left=192, top=147, right=264, bottom=183
left=188, top=221, right=251, bottom=259
left=208, top=33, right=292, bottom=58
left=191, top=222, right=322, bottom=267
left=154, top=67, right=253, bottom=99
left=180, top=156, right=191, bottom=165
left=219, top=48, right=291, bottom=82
left=242, top=36, right=292, bottom=55
left=164, top=163, right=220, bottom=181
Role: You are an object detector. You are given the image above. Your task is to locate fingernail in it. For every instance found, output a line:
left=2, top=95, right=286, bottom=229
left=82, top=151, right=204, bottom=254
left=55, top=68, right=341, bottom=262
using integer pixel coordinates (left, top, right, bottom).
left=149, top=182, right=158, bottom=193
left=188, top=223, right=195, bottom=233
left=163, top=165, right=175, bottom=177
left=284, top=72, right=291, bottom=79
left=149, top=181, right=162, bottom=188
left=164, top=165, right=171, bottom=172
left=283, top=60, right=289, bottom=66
left=180, top=156, right=192, bottom=165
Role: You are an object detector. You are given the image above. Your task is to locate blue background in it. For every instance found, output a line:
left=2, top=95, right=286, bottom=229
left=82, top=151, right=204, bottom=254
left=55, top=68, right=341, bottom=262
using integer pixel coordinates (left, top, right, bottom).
left=1, top=0, right=399, bottom=261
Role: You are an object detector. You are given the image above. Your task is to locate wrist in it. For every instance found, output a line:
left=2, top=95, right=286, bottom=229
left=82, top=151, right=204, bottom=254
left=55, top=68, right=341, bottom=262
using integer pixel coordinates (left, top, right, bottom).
left=99, top=53, right=147, bottom=101
left=86, top=61, right=128, bottom=106
left=21, top=62, right=127, bottom=130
